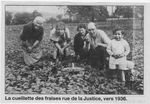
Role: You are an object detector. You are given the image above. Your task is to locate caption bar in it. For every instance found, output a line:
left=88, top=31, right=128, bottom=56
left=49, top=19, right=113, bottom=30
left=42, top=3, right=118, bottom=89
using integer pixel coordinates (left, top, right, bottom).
left=5, top=96, right=127, bottom=102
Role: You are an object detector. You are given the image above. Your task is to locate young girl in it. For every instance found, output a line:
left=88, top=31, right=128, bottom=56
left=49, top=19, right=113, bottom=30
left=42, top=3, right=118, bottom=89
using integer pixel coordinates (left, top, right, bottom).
left=50, top=22, right=71, bottom=61
left=107, top=28, right=130, bottom=83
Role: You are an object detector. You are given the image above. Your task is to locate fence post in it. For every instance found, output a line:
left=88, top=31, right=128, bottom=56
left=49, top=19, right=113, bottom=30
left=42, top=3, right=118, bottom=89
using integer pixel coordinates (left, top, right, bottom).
left=132, top=6, right=136, bottom=62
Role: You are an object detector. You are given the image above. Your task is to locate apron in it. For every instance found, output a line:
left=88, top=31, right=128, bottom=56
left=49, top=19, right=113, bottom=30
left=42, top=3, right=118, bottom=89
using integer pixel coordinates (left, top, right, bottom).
left=22, top=40, right=42, bottom=66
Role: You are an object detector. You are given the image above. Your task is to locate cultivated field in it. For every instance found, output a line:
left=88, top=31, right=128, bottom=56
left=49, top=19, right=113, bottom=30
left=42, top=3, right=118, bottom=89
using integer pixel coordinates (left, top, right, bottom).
left=5, top=19, right=144, bottom=94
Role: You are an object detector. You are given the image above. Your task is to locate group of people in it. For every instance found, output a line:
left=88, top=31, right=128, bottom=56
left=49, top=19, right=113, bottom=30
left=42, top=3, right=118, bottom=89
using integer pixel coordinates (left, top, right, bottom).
left=20, top=16, right=134, bottom=84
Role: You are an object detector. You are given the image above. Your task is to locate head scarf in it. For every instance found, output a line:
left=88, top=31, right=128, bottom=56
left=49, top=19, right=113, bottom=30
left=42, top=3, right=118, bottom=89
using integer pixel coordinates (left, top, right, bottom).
left=33, top=16, right=45, bottom=27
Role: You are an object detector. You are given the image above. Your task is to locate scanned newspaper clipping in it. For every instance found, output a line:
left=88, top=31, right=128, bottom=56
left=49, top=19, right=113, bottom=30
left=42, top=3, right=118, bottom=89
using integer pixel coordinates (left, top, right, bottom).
left=1, top=1, right=150, bottom=104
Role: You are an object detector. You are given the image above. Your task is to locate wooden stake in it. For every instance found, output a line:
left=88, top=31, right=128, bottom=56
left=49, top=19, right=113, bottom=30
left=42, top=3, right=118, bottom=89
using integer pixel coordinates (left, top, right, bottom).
left=121, top=70, right=126, bottom=82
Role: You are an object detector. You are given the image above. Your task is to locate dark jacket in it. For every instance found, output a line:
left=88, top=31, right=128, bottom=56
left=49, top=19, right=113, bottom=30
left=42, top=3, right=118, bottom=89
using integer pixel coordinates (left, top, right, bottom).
left=74, top=32, right=88, bottom=57
left=20, top=22, right=44, bottom=43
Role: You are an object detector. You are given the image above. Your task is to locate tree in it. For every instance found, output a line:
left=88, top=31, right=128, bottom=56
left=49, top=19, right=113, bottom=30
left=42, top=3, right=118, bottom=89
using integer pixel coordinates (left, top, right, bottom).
left=32, top=10, right=42, bottom=19
left=12, top=10, right=42, bottom=25
left=134, top=6, right=143, bottom=19
left=114, top=6, right=133, bottom=18
left=65, top=6, right=79, bottom=22
left=13, top=12, right=33, bottom=25
left=66, top=6, right=109, bottom=22
left=134, top=6, right=144, bottom=30
left=46, top=17, right=57, bottom=24
left=57, top=14, right=63, bottom=21
left=95, top=6, right=109, bottom=21
left=5, top=11, right=12, bottom=25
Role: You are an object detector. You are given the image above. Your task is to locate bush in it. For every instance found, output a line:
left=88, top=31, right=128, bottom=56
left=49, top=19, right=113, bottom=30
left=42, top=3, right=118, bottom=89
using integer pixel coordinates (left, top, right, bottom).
left=13, top=12, right=33, bottom=25
left=46, top=17, right=57, bottom=24
left=5, top=11, right=12, bottom=25
left=12, top=10, right=42, bottom=25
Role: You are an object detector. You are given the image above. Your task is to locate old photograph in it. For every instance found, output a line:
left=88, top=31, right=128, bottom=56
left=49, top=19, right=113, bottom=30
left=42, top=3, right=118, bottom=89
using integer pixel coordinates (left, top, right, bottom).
left=5, top=4, right=144, bottom=95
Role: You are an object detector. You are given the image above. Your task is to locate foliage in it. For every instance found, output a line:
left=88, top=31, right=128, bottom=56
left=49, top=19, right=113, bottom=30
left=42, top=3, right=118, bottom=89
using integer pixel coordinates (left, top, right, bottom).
left=114, top=6, right=133, bottom=18
left=66, top=6, right=109, bottom=22
left=57, top=14, right=63, bottom=21
left=134, top=6, right=144, bottom=19
left=11, top=10, right=42, bottom=25
left=5, top=11, right=13, bottom=25
left=46, top=17, right=57, bottom=24
left=32, top=10, right=42, bottom=18
left=13, top=12, right=33, bottom=25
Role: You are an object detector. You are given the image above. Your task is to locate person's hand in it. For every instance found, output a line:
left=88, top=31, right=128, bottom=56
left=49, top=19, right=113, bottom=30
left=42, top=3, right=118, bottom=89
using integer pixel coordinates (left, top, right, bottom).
left=84, top=36, right=90, bottom=43
left=27, top=46, right=32, bottom=53
left=83, top=41, right=87, bottom=49
left=97, top=43, right=107, bottom=48
left=59, top=48, right=64, bottom=55
left=112, top=54, right=119, bottom=59
left=28, top=46, right=32, bottom=50
left=21, top=41, right=27, bottom=49
left=112, top=54, right=124, bottom=59
left=117, top=54, right=124, bottom=58
left=112, top=54, right=116, bottom=58
left=91, top=43, right=97, bottom=49
left=83, top=44, right=90, bottom=52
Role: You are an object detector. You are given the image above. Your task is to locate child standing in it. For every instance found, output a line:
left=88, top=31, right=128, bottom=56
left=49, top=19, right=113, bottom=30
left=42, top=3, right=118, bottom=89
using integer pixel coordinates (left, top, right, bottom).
left=107, top=28, right=130, bottom=83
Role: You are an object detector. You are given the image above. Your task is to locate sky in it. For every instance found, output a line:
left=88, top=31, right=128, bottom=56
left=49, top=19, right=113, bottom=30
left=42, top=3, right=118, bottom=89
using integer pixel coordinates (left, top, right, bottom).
left=6, top=6, right=66, bottom=13
left=6, top=6, right=67, bottom=18
left=6, top=5, right=115, bottom=19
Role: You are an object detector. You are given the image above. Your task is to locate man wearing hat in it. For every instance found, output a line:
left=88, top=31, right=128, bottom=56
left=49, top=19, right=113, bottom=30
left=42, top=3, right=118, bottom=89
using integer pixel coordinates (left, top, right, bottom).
left=20, top=16, right=45, bottom=66
left=86, top=22, right=111, bottom=69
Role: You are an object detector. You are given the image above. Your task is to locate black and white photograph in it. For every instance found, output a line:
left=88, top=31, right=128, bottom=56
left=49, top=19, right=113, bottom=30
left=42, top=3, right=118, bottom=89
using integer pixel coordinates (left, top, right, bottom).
left=4, top=3, right=144, bottom=96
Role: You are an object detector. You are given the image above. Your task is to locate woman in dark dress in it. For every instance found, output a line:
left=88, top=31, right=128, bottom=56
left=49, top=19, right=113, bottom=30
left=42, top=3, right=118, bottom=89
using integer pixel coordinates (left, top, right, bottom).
left=20, top=16, right=45, bottom=66
left=74, top=24, right=89, bottom=60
